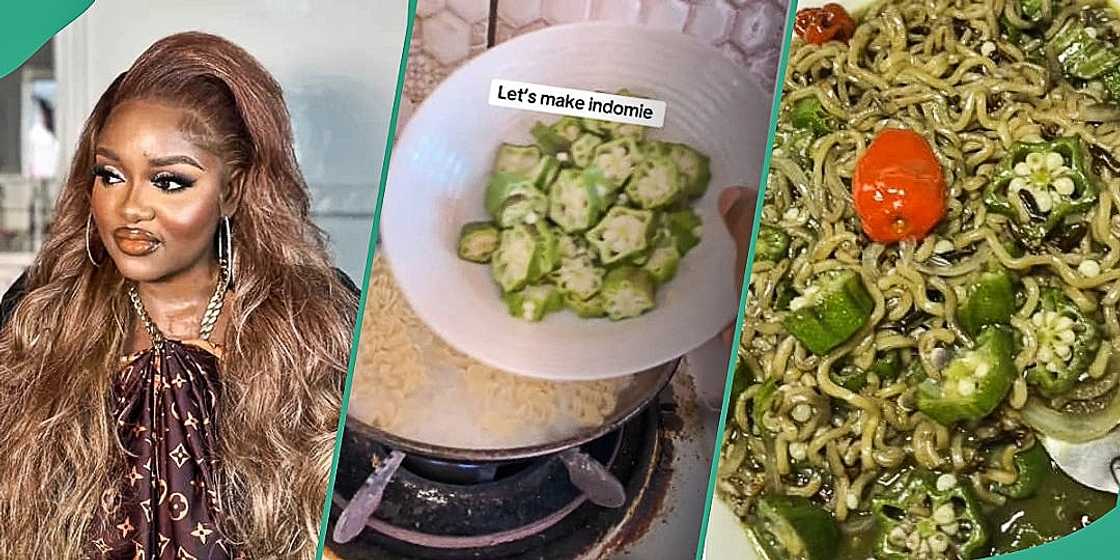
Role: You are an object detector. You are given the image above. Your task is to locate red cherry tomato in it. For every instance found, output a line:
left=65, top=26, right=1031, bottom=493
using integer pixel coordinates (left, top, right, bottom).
left=852, top=128, right=947, bottom=245
left=794, top=3, right=857, bottom=45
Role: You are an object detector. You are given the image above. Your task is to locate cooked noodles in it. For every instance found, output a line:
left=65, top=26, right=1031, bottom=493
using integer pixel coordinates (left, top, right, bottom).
left=719, top=0, right=1120, bottom=543
left=349, top=255, right=630, bottom=449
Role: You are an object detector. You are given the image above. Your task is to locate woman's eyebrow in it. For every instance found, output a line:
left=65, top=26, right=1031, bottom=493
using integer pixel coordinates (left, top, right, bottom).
left=94, top=147, right=121, bottom=161
left=149, top=154, right=206, bottom=171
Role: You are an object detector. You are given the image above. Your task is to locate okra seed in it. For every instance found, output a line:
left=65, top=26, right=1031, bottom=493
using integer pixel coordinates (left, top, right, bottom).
left=941, top=522, right=959, bottom=535
left=789, top=442, right=808, bottom=461
left=933, top=503, right=956, bottom=525
left=980, top=41, right=996, bottom=57
left=1055, top=344, right=1072, bottom=359
left=929, top=533, right=950, bottom=553
left=846, top=492, right=859, bottom=510
left=957, top=378, right=977, bottom=397
left=889, top=527, right=908, bottom=546
left=936, top=474, right=958, bottom=491
left=906, top=532, right=922, bottom=551
left=791, top=404, right=813, bottom=422
left=974, top=362, right=990, bottom=378
left=557, top=152, right=570, bottom=162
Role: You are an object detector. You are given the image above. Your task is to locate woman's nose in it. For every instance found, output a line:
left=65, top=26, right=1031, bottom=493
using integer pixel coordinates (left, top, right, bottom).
left=119, top=184, right=156, bottom=223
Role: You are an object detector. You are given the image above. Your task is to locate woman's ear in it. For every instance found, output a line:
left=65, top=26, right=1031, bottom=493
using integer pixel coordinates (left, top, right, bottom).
left=220, top=168, right=245, bottom=216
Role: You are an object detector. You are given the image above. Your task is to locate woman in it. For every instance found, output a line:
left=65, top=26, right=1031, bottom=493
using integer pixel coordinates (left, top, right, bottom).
left=0, top=32, right=358, bottom=559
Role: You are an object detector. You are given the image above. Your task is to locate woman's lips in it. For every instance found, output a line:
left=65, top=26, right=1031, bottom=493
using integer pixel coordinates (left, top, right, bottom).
left=112, top=227, right=161, bottom=256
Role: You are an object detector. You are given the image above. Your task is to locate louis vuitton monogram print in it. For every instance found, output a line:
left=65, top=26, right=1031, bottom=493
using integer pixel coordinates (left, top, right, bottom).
left=91, top=340, right=237, bottom=560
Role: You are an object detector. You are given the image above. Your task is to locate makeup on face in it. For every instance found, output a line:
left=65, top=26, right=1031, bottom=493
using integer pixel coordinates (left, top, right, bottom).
left=90, top=100, right=226, bottom=284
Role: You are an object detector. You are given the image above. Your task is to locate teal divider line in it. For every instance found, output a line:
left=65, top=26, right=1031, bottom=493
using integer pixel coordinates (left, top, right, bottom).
left=692, top=2, right=803, bottom=559
left=0, top=0, right=93, bottom=79
left=689, top=2, right=1120, bottom=559
left=314, top=0, right=418, bottom=557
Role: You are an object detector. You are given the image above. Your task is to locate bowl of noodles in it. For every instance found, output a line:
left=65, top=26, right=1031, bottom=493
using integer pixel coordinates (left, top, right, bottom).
left=709, top=1, right=1120, bottom=559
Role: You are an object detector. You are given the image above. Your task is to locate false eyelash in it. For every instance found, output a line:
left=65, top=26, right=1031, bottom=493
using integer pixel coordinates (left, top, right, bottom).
left=92, top=165, right=122, bottom=182
left=151, top=171, right=196, bottom=192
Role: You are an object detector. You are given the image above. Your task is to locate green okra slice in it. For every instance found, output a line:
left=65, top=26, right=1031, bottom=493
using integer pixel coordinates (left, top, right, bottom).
left=663, top=142, right=712, bottom=199
left=556, top=232, right=591, bottom=259
left=958, top=266, right=1017, bottom=337
left=585, top=206, right=656, bottom=265
left=570, top=133, right=605, bottom=168
left=531, top=121, right=571, bottom=155
left=497, top=186, right=549, bottom=228
left=754, top=495, right=841, bottom=560
left=1050, top=18, right=1120, bottom=80
left=600, top=266, right=657, bottom=321
left=490, top=222, right=559, bottom=293
left=581, top=117, right=609, bottom=136
left=485, top=173, right=534, bottom=217
left=551, top=254, right=606, bottom=301
left=664, top=208, right=702, bottom=255
left=591, top=137, right=644, bottom=191
left=494, top=144, right=541, bottom=176
left=984, top=136, right=1099, bottom=248
left=564, top=292, right=607, bottom=318
left=917, top=326, right=1016, bottom=425
left=755, top=224, right=790, bottom=262
left=625, top=155, right=684, bottom=210
left=598, top=120, right=647, bottom=141
left=641, top=232, right=681, bottom=285
left=457, top=221, right=500, bottom=263
left=503, top=283, right=563, bottom=322
left=782, top=270, right=874, bottom=355
left=551, top=116, right=584, bottom=143
left=993, top=442, right=1049, bottom=499
left=789, top=96, right=833, bottom=137
left=872, top=470, right=989, bottom=560
left=1024, top=288, right=1102, bottom=397
left=548, top=168, right=609, bottom=233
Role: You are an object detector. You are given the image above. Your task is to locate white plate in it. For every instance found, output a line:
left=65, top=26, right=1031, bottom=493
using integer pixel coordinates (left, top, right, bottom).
left=703, top=498, right=758, bottom=560
left=380, top=22, right=770, bottom=380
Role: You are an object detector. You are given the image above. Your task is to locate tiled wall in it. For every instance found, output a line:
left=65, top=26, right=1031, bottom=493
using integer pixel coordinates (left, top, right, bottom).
left=406, top=0, right=790, bottom=104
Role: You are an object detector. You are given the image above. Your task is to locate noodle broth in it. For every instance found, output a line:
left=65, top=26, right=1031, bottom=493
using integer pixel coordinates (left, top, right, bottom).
left=717, top=0, right=1119, bottom=558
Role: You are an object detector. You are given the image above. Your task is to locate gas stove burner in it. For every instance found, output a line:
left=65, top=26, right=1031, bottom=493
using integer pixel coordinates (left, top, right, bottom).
left=327, top=404, right=662, bottom=559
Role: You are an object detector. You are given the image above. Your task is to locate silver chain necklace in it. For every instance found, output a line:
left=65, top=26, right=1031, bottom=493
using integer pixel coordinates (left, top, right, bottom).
left=127, top=258, right=230, bottom=349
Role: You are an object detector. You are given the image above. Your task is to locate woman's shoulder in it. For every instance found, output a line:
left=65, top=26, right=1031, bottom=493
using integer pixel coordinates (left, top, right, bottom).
left=0, top=271, right=29, bottom=331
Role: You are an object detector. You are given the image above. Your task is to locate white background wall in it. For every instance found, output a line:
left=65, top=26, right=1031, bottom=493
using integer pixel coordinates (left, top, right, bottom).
left=53, top=0, right=410, bottom=281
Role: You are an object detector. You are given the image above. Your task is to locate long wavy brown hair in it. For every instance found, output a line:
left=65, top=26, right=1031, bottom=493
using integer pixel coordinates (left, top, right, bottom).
left=0, top=32, right=357, bottom=558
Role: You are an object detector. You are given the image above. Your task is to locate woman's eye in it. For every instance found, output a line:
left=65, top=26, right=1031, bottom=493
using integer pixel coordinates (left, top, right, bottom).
left=93, top=166, right=125, bottom=185
left=151, top=172, right=195, bottom=192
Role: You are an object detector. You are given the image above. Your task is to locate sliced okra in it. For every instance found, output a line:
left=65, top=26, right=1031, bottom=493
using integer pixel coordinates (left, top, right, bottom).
left=548, top=168, right=608, bottom=233
left=625, top=155, right=685, bottom=210
left=550, top=254, right=606, bottom=301
left=490, top=222, right=559, bottom=293
left=591, top=137, right=644, bottom=191
left=503, top=283, right=563, bottom=322
left=457, top=221, right=500, bottom=263
left=584, top=206, right=656, bottom=265
left=570, top=133, right=605, bottom=168
left=600, top=266, right=657, bottom=321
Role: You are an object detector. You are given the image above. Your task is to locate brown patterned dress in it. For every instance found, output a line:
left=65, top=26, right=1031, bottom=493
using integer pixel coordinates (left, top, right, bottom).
left=91, top=339, right=236, bottom=560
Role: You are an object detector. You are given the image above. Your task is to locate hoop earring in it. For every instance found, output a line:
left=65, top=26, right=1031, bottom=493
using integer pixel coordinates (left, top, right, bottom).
left=85, top=214, right=102, bottom=267
left=219, top=215, right=235, bottom=288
